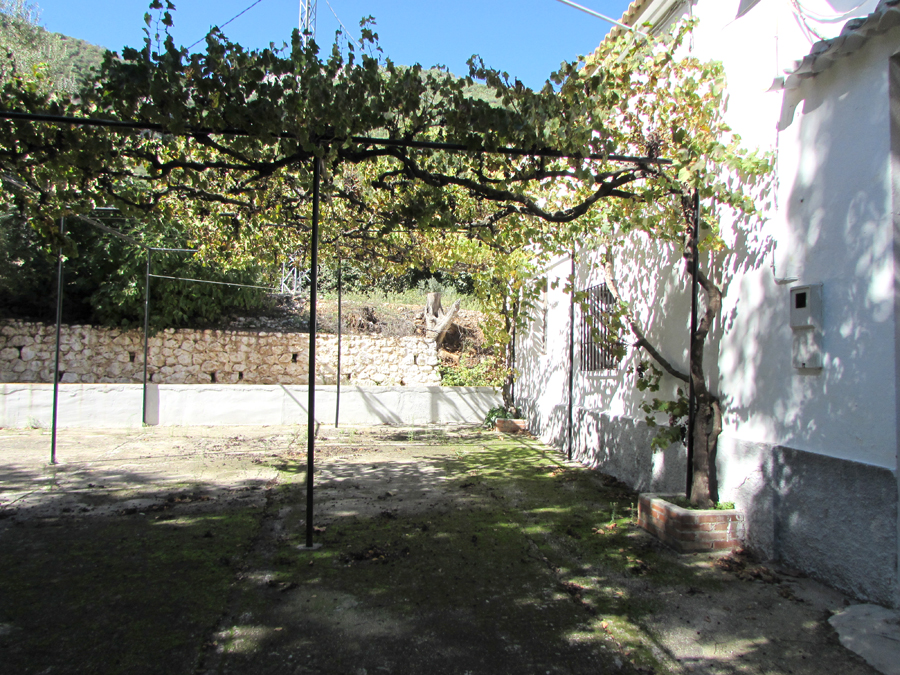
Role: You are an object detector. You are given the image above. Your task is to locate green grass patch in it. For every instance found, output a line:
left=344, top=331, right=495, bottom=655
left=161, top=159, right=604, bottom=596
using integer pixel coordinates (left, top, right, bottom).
left=666, top=496, right=737, bottom=510
left=0, top=509, right=260, bottom=675
left=252, top=438, right=715, bottom=673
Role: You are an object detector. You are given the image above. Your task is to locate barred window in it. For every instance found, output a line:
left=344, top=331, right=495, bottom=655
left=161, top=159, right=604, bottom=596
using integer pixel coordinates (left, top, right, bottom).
left=580, top=283, right=623, bottom=371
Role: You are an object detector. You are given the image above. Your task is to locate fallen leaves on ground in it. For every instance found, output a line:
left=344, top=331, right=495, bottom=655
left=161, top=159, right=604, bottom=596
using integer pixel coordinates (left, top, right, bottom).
left=715, top=547, right=782, bottom=583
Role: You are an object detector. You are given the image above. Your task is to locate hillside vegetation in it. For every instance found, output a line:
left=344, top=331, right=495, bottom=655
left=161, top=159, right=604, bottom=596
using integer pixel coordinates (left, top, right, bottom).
left=0, top=0, right=105, bottom=92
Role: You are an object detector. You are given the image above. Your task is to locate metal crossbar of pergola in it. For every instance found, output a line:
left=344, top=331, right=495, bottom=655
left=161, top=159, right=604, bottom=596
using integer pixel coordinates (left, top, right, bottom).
left=0, top=109, right=695, bottom=550
left=40, top=209, right=285, bottom=434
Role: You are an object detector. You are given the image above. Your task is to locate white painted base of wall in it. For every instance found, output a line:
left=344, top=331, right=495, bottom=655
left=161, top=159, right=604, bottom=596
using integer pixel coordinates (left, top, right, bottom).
left=0, top=383, right=502, bottom=428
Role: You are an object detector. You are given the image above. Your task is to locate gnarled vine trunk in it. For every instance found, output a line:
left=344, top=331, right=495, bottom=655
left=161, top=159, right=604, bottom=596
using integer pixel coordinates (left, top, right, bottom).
left=603, top=243, right=723, bottom=507
left=501, top=290, right=519, bottom=410
left=685, top=247, right=723, bottom=506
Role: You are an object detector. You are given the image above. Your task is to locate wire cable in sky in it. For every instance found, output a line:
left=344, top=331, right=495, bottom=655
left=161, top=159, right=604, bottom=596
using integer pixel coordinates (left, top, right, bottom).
left=324, top=0, right=363, bottom=47
left=187, top=0, right=268, bottom=51
left=553, top=0, right=646, bottom=35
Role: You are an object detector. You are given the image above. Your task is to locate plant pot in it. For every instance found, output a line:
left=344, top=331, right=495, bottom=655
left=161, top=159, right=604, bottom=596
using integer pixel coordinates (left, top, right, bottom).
left=495, top=418, right=528, bottom=434
left=637, top=493, right=743, bottom=553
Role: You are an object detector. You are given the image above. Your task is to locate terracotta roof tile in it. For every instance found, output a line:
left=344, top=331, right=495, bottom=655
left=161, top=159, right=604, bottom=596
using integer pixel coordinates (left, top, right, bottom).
left=606, top=0, right=655, bottom=40
left=779, top=0, right=900, bottom=89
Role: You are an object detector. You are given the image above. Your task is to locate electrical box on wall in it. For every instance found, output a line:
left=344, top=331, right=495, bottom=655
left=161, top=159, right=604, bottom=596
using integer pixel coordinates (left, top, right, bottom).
left=790, top=283, right=823, bottom=370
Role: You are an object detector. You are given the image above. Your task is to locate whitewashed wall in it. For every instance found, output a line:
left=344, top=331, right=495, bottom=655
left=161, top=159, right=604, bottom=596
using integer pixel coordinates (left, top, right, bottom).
left=684, top=0, right=898, bottom=471
left=0, top=383, right=502, bottom=428
left=516, top=0, right=900, bottom=605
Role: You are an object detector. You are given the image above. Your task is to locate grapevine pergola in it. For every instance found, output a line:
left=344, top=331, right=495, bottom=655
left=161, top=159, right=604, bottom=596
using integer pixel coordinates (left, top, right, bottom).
left=0, top=105, right=687, bottom=547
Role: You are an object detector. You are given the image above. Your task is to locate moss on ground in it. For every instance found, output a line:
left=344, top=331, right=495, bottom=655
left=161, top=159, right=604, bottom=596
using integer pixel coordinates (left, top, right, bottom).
left=221, top=436, right=720, bottom=674
left=0, top=430, right=721, bottom=675
left=0, top=509, right=259, bottom=675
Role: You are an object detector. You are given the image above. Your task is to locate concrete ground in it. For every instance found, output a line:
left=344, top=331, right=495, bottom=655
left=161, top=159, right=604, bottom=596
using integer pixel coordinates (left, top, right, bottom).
left=830, top=604, right=900, bottom=675
left=0, top=424, right=895, bottom=675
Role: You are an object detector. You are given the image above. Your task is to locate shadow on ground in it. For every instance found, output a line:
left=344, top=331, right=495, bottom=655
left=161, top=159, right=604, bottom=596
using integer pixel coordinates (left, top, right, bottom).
left=0, top=426, right=879, bottom=675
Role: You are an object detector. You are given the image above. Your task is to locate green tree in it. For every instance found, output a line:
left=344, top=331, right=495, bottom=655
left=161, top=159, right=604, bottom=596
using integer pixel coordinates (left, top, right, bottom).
left=0, top=0, right=105, bottom=93
left=0, top=209, right=270, bottom=328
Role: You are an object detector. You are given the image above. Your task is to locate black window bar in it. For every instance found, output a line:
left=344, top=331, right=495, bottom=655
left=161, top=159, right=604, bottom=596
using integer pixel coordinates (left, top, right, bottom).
left=580, top=283, right=622, bottom=372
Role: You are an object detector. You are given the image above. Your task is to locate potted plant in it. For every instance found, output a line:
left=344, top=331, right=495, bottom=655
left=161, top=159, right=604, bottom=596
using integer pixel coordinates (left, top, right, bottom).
left=484, top=406, right=527, bottom=434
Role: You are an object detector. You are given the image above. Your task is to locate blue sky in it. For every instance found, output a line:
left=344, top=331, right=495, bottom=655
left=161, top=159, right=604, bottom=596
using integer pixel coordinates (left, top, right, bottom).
left=33, top=0, right=633, bottom=89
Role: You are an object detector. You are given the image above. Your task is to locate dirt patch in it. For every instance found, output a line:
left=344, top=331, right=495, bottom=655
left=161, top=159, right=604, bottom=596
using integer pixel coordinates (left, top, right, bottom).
left=0, top=426, right=879, bottom=675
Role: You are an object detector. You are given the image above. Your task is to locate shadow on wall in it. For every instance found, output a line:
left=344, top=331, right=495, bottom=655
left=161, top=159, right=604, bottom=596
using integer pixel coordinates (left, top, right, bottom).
left=356, top=387, right=404, bottom=425
left=573, top=240, right=694, bottom=493
left=517, top=207, right=774, bottom=499
left=722, top=44, right=897, bottom=604
left=722, top=48, right=894, bottom=467
left=571, top=407, right=687, bottom=494
left=723, top=437, right=898, bottom=605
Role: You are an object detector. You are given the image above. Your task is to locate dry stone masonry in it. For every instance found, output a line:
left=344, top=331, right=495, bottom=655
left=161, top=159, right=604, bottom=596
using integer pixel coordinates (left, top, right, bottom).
left=0, top=320, right=441, bottom=386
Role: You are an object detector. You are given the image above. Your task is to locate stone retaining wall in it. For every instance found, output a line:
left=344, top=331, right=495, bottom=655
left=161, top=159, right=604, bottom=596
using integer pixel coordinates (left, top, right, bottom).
left=0, top=320, right=441, bottom=386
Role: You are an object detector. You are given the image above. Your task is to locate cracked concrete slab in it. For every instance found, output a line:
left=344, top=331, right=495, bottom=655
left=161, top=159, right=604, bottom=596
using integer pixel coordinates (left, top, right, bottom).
left=830, top=604, right=900, bottom=675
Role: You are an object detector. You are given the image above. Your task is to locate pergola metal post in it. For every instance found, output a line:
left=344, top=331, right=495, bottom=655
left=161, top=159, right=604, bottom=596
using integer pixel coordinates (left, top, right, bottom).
left=142, top=248, right=152, bottom=425
left=567, top=247, right=576, bottom=462
left=686, top=189, right=700, bottom=498
left=304, top=156, right=321, bottom=549
left=50, top=217, right=65, bottom=465
left=335, top=251, right=342, bottom=428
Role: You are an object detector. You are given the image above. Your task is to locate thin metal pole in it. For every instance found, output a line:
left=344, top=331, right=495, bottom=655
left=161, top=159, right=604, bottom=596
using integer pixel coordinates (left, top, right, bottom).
left=554, top=0, right=648, bottom=34
left=142, top=248, right=152, bottom=425
left=50, top=217, right=65, bottom=465
left=305, top=157, right=321, bottom=549
left=335, top=251, right=342, bottom=428
left=686, top=189, right=700, bottom=498
left=567, top=247, right=576, bottom=462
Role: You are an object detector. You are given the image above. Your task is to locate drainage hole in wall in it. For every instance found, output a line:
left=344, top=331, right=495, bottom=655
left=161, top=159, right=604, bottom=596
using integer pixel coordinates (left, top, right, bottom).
left=56, top=371, right=65, bottom=382
left=238, top=371, right=244, bottom=381
left=129, top=352, right=136, bottom=363
left=210, top=372, right=217, bottom=383
left=292, top=353, right=299, bottom=363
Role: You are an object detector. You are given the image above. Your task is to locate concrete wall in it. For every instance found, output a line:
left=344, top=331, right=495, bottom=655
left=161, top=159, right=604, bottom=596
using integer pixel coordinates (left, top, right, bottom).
left=717, top=436, right=897, bottom=604
left=0, top=383, right=502, bottom=428
left=0, top=320, right=441, bottom=387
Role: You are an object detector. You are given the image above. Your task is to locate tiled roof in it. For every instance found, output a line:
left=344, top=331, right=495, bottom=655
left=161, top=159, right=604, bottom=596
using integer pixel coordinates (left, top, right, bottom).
left=778, top=0, right=900, bottom=90
left=605, top=0, right=655, bottom=41
left=607, top=0, right=900, bottom=86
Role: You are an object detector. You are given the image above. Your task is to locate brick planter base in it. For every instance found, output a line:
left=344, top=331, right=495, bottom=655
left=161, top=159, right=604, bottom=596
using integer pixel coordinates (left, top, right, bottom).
left=638, top=493, right=743, bottom=553
left=495, top=418, right=528, bottom=434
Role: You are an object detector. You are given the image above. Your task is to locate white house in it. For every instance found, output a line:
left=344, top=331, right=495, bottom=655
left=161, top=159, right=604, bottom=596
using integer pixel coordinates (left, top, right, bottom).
left=516, top=0, right=900, bottom=607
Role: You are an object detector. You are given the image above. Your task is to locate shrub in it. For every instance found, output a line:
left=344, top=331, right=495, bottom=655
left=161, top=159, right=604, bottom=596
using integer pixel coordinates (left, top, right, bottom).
left=440, top=354, right=505, bottom=387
